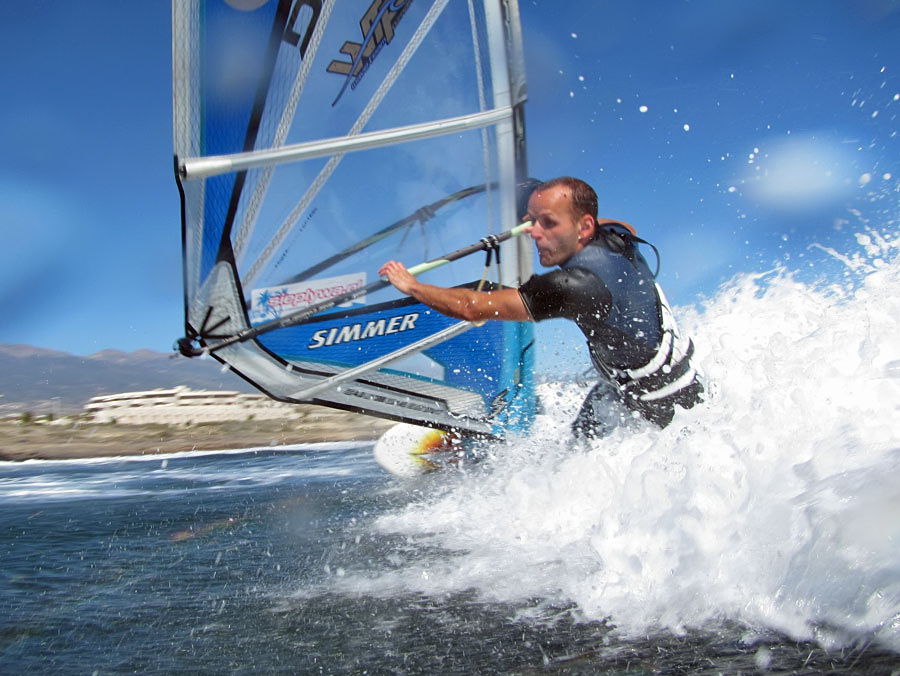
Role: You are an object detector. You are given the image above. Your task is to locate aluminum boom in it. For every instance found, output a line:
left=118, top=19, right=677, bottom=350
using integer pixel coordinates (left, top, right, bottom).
left=179, top=107, right=513, bottom=180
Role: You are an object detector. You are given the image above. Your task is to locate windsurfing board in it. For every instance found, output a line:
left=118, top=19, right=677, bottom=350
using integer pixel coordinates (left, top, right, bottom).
left=373, top=423, right=467, bottom=478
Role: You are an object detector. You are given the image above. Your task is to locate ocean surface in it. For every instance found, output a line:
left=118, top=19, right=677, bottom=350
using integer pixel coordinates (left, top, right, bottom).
left=3, top=230, right=900, bottom=674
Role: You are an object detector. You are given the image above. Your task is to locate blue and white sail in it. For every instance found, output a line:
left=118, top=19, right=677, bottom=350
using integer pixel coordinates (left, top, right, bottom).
left=172, top=0, right=535, bottom=436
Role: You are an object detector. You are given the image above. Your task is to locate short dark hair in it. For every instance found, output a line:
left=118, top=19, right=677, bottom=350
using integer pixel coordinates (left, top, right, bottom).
left=536, top=176, right=598, bottom=221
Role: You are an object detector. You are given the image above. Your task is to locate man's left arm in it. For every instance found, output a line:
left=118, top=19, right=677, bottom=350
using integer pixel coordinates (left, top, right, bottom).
left=378, top=260, right=532, bottom=323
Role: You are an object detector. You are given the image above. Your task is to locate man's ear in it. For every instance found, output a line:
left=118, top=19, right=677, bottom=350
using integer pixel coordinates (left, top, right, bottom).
left=578, top=214, right=595, bottom=241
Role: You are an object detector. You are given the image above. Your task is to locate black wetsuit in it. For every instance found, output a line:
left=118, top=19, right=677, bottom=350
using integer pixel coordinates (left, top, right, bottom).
left=518, top=225, right=703, bottom=436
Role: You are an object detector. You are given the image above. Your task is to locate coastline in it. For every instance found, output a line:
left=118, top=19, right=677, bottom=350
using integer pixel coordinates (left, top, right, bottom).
left=0, top=413, right=395, bottom=462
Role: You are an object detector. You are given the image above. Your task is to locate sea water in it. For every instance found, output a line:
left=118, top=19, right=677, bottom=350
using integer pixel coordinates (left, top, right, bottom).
left=2, top=230, right=900, bottom=673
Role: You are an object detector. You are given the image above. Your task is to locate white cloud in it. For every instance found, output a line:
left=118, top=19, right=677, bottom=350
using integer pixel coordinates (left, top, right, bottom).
left=743, top=135, right=856, bottom=211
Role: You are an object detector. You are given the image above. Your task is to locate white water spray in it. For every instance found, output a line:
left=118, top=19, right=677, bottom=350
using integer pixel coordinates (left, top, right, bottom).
left=362, top=222, right=900, bottom=650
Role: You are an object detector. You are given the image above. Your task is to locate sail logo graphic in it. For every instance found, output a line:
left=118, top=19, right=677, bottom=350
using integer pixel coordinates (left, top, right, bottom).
left=327, top=0, right=413, bottom=105
left=308, top=313, right=419, bottom=349
left=281, top=0, right=322, bottom=58
left=249, top=272, right=367, bottom=325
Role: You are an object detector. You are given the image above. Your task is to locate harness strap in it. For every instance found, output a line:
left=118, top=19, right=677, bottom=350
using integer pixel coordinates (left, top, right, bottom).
left=472, top=235, right=503, bottom=327
left=622, top=339, right=696, bottom=401
left=598, top=223, right=661, bottom=277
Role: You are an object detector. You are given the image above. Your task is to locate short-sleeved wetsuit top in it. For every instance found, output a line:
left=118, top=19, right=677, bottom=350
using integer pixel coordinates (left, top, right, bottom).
left=518, top=226, right=702, bottom=425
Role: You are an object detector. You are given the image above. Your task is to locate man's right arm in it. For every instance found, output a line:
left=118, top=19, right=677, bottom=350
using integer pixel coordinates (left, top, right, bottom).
left=379, top=260, right=532, bottom=323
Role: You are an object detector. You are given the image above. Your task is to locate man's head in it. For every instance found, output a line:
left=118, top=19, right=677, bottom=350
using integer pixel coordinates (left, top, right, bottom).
left=526, top=177, right=597, bottom=267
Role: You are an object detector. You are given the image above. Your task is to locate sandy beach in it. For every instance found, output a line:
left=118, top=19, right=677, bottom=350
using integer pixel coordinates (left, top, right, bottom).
left=0, top=411, right=395, bottom=462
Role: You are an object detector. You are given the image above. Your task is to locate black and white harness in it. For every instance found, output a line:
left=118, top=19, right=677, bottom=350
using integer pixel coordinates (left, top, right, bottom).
left=591, top=281, right=700, bottom=409
left=575, top=224, right=702, bottom=421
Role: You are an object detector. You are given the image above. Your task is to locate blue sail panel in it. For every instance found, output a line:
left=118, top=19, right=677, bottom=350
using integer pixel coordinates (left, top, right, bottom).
left=173, top=0, right=535, bottom=435
left=258, top=299, right=506, bottom=404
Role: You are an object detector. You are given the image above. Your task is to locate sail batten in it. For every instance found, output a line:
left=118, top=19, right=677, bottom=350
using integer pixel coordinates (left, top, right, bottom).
left=173, top=0, right=536, bottom=436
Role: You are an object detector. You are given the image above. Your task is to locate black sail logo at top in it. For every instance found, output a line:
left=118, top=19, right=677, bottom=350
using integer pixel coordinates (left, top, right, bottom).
left=282, top=0, right=323, bottom=57
left=327, top=0, right=413, bottom=106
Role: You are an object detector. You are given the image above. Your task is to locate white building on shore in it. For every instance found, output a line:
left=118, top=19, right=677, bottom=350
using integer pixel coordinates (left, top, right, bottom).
left=85, top=386, right=304, bottom=425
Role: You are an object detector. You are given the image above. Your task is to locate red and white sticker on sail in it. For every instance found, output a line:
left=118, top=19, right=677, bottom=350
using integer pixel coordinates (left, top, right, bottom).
left=249, top=272, right=367, bottom=325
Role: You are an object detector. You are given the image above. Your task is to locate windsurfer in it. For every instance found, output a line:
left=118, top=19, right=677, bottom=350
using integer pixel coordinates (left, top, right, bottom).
left=378, top=176, right=704, bottom=438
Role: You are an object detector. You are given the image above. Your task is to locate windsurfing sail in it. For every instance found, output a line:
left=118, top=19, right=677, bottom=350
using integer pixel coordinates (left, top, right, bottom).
left=172, top=0, right=535, bottom=437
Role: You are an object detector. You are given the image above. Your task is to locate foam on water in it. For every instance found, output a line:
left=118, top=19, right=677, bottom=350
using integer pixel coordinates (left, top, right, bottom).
left=0, top=442, right=376, bottom=503
left=352, top=225, right=900, bottom=651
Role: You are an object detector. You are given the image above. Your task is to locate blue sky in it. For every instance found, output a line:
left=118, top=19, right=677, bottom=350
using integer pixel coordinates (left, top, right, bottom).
left=1, top=1, right=898, bottom=358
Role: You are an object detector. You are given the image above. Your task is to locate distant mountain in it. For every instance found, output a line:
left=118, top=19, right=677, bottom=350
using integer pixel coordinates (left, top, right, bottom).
left=0, top=344, right=257, bottom=415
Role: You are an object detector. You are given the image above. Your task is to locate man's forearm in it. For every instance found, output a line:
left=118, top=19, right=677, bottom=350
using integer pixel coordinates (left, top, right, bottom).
left=407, top=281, right=529, bottom=323
left=406, top=282, right=483, bottom=321
left=378, top=260, right=531, bottom=322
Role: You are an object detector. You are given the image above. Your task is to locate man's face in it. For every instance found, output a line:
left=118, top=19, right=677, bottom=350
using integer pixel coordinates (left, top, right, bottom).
left=527, top=185, right=582, bottom=267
